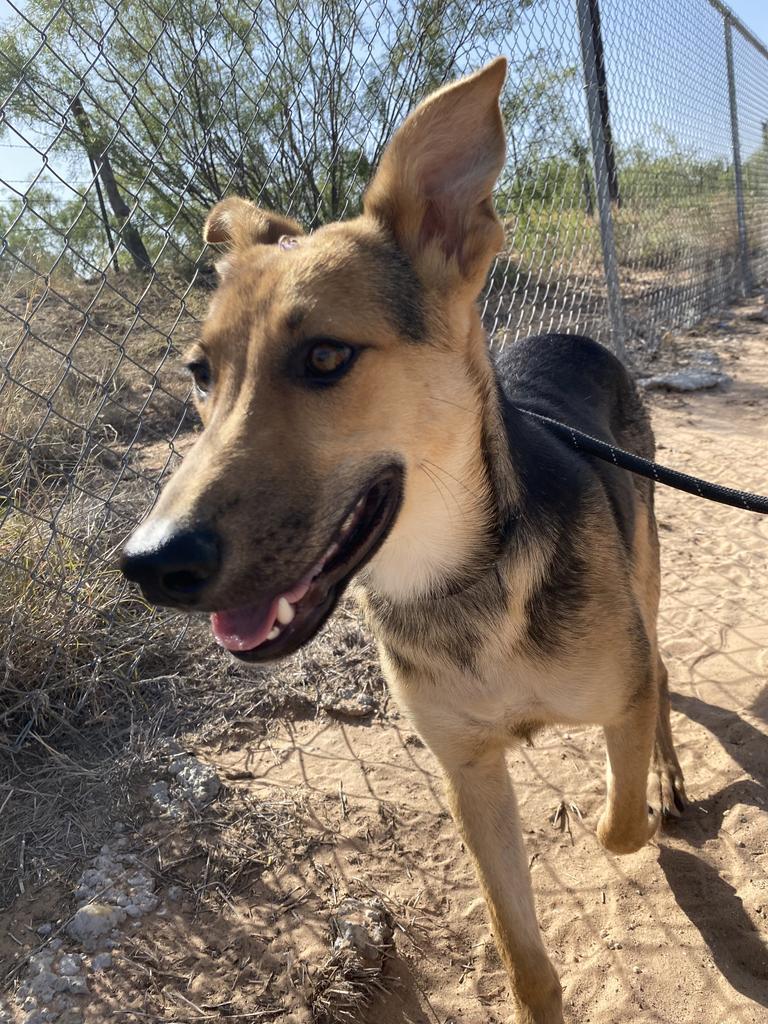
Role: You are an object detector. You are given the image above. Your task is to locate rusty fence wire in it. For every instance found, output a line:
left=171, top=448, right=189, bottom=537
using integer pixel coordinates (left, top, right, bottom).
left=0, top=0, right=767, bottom=741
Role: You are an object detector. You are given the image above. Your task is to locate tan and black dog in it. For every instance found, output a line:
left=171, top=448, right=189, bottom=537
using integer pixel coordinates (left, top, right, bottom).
left=121, top=58, right=687, bottom=1024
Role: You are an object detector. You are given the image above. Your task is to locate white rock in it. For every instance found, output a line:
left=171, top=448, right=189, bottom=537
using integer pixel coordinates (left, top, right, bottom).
left=169, top=756, right=221, bottom=807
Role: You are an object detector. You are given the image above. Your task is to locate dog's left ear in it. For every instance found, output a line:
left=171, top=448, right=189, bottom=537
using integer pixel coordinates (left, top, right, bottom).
left=203, top=197, right=304, bottom=249
left=364, top=58, right=507, bottom=295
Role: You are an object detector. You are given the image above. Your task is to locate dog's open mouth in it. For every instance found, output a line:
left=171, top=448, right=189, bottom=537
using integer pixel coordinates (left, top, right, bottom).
left=210, top=465, right=403, bottom=662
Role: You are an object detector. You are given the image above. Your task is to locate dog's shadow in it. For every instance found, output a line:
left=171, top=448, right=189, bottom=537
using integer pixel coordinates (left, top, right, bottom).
left=659, top=690, right=768, bottom=1006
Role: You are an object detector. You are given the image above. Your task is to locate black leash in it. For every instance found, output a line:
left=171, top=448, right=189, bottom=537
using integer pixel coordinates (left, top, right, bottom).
left=518, top=408, right=768, bottom=515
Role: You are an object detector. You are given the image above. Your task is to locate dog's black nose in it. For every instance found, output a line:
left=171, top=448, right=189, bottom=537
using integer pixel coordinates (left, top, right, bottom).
left=120, top=524, right=221, bottom=606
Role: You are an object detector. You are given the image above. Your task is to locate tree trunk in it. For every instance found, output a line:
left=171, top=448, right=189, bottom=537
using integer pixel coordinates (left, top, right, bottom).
left=71, top=96, right=151, bottom=271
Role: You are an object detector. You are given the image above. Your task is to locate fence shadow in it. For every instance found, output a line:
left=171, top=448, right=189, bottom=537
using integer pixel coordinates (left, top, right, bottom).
left=658, top=688, right=768, bottom=1005
left=658, top=846, right=768, bottom=1007
left=670, top=690, right=768, bottom=845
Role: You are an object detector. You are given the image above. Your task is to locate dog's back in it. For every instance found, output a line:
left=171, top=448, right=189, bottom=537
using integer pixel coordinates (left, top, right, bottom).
left=496, top=333, right=653, bottom=460
left=495, top=333, right=655, bottom=556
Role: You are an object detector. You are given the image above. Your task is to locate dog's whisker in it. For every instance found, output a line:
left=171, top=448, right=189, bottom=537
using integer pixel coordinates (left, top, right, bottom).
left=421, top=459, right=486, bottom=505
left=418, top=463, right=463, bottom=522
left=425, top=392, right=475, bottom=414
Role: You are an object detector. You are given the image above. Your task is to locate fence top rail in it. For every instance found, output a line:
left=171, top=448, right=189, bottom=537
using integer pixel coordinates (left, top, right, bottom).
left=706, top=0, right=768, bottom=60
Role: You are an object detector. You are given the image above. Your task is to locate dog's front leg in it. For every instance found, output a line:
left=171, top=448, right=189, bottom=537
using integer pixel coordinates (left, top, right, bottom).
left=442, top=747, right=564, bottom=1024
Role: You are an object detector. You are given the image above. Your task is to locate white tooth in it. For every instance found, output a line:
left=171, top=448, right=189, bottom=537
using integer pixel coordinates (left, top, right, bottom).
left=267, top=625, right=281, bottom=641
left=277, top=597, right=295, bottom=625
left=324, top=542, right=339, bottom=562
left=342, top=511, right=356, bottom=533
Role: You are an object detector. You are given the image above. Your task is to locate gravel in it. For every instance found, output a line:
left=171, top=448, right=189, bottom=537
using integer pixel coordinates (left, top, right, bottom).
left=9, top=841, right=159, bottom=1023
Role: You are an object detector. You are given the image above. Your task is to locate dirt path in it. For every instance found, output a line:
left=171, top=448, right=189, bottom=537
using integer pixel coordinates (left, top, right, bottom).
left=2, top=302, right=767, bottom=1023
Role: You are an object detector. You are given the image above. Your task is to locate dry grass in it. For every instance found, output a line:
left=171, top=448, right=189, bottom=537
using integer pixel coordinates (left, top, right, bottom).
left=310, top=948, right=394, bottom=1024
left=0, top=270, right=202, bottom=742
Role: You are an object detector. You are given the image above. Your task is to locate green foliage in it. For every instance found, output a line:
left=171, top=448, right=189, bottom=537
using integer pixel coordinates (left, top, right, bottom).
left=0, top=192, right=108, bottom=280
left=0, top=0, right=541, bottom=273
left=0, top=0, right=751, bottom=282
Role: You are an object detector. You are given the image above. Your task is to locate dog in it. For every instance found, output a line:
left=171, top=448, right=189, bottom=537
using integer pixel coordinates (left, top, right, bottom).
left=121, top=58, right=687, bottom=1023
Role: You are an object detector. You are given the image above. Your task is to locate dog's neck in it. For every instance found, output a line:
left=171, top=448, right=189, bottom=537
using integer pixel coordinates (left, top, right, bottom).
left=361, top=321, right=520, bottom=604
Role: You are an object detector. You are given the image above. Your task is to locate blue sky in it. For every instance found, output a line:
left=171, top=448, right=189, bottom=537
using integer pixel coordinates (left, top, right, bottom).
left=0, top=0, right=767, bottom=203
left=729, top=0, right=768, bottom=47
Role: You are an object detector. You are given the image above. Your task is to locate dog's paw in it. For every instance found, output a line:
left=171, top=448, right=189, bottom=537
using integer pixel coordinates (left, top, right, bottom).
left=648, top=760, right=687, bottom=819
left=597, top=803, right=660, bottom=855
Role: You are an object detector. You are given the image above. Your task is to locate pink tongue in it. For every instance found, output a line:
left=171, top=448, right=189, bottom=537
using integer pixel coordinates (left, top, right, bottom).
left=211, top=598, right=278, bottom=652
left=210, top=578, right=314, bottom=653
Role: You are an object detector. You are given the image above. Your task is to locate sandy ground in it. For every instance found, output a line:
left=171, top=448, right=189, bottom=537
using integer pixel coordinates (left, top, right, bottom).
left=2, top=301, right=767, bottom=1023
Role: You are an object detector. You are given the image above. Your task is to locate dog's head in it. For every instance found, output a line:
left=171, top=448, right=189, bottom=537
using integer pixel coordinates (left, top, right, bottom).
left=121, top=58, right=507, bottom=661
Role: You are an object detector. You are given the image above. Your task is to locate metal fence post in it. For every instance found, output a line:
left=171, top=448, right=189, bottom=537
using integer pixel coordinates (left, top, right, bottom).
left=576, top=0, right=627, bottom=362
left=724, top=14, right=754, bottom=297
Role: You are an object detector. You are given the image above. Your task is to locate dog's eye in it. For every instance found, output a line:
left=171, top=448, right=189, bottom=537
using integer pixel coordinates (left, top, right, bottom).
left=185, top=358, right=212, bottom=396
left=304, top=341, right=356, bottom=383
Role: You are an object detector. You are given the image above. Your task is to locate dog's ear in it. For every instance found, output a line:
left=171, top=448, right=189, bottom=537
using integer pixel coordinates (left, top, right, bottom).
left=364, top=58, right=507, bottom=295
left=203, top=197, right=304, bottom=249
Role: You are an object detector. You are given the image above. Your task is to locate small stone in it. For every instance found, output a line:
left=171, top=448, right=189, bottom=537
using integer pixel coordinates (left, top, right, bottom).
left=167, top=885, right=183, bottom=902
left=29, top=952, right=52, bottom=973
left=36, top=923, right=53, bottom=937
left=149, top=780, right=173, bottom=813
left=59, top=1013, right=83, bottom=1024
left=324, top=691, right=376, bottom=718
left=331, top=898, right=395, bottom=965
left=639, top=369, right=729, bottom=392
left=57, top=954, right=82, bottom=977
left=28, top=969, right=56, bottom=1000
left=92, top=953, right=113, bottom=971
left=67, top=903, right=126, bottom=948
left=169, top=756, right=221, bottom=807
left=63, top=976, right=89, bottom=995
left=59, top=1012, right=83, bottom=1024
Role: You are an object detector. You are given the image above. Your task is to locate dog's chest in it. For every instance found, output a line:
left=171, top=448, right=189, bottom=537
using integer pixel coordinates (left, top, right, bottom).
left=374, top=621, right=629, bottom=755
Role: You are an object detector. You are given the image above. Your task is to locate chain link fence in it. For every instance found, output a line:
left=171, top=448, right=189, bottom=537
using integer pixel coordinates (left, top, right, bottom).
left=1, top=0, right=767, bottom=742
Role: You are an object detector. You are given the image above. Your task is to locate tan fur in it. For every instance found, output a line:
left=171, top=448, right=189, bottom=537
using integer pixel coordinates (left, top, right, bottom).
left=124, top=59, right=686, bottom=1024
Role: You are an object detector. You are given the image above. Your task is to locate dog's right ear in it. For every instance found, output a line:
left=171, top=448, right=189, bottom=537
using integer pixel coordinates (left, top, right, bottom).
left=203, top=197, right=304, bottom=250
left=364, top=58, right=507, bottom=297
